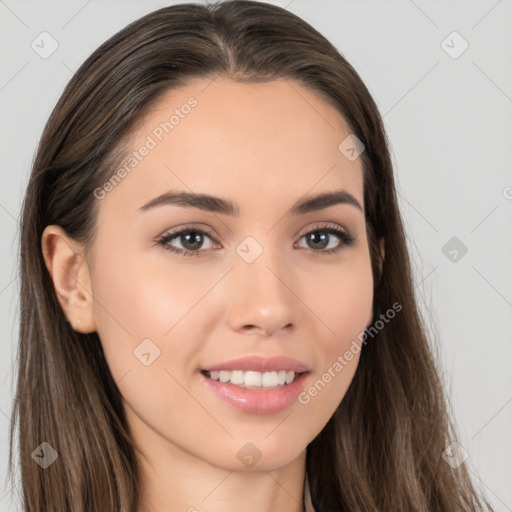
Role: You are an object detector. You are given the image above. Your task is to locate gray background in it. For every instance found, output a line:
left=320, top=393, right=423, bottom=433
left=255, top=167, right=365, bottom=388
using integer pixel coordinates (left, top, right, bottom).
left=1, top=0, right=511, bottom=510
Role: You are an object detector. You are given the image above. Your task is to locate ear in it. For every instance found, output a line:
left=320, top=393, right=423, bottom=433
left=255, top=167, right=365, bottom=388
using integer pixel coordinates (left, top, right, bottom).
left=41, top=225, right=96, bottom=333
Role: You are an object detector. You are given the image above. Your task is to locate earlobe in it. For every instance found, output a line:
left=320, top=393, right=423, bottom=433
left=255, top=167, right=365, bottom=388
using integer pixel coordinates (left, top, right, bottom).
left=41, top=225, right=96, bottom=333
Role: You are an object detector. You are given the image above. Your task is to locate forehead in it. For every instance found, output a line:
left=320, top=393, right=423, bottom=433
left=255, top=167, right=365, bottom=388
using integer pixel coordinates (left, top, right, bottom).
left=99, top=77, right=364, bottom=218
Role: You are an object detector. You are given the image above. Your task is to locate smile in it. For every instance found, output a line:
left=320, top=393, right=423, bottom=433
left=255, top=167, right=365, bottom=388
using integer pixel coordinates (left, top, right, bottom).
left=202, top=369, right=302, bottom=389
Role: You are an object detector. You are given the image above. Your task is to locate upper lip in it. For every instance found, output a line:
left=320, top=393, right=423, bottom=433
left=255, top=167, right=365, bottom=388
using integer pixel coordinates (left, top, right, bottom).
left=201, top=355, right=310, bottom=373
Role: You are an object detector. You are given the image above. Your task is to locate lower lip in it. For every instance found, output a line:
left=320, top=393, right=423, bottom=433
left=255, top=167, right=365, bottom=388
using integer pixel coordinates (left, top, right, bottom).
left=200, top=371, right=309, bottom=414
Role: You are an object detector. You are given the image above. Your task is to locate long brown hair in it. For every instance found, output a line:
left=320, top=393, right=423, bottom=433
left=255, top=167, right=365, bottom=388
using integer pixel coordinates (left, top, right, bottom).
left=9, top=1, right=493, bottom=511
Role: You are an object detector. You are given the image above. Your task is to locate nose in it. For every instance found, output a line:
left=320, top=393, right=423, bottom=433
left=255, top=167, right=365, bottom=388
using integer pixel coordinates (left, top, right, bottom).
left=226, top=246, right=297, bottom=337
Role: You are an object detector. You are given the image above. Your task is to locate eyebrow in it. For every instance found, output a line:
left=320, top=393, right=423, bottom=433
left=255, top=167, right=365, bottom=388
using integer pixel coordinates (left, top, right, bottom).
left=138, top=188, right=363, bottom=216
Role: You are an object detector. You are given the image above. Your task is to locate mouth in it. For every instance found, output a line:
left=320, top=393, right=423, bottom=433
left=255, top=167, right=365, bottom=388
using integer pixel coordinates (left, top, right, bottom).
left=199, top=355, right=311, bottom=413
left=200, top=369, right=307, bottom=389
left=199, top=368, right=310, bottom=414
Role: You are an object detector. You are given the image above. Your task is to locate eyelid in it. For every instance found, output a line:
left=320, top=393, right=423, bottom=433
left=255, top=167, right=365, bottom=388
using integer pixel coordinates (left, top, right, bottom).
left=294, top=222, right=356, bottom=251
left=158, top=221, right=351, bottom=240
left=296, top=221, right=350, bottom=238
left=156, top=223, right=220, bottom=246
left=156, top=221, right=355, bottom=256
left=158, top=223, right=217, bottom=240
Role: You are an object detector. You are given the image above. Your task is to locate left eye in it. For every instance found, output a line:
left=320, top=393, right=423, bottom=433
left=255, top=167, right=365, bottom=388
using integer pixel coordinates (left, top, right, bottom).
left=156, top=224, right=355, bottom=257
left=295, top=228, right=349, bottom=252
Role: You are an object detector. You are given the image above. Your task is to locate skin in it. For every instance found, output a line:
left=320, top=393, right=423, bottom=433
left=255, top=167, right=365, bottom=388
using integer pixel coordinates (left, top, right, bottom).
left=42, top=77, right=379, bottom=512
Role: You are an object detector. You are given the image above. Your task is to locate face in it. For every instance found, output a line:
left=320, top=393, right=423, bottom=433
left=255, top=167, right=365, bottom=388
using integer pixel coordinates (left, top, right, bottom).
left=85, top=77, right=374, bottom=472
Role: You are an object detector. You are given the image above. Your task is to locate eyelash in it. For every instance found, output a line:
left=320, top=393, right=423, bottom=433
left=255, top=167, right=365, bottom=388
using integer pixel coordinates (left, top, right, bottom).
left=155, top=223, right=356, bottom=257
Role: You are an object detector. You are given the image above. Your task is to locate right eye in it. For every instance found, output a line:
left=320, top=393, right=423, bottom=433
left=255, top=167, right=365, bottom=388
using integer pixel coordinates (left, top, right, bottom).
left=156, top=226, right=220, bottom=257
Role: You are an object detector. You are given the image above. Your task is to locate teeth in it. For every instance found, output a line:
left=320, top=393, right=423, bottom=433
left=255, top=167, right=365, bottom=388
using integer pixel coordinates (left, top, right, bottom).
left=206, top=369, right=299, bottom=388
left=230, top=370, right=244, bottom=385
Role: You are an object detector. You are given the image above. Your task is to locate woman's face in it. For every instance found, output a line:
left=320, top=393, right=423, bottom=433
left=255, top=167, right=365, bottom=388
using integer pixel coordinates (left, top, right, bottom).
left=86, top=77, right=374, bottom=471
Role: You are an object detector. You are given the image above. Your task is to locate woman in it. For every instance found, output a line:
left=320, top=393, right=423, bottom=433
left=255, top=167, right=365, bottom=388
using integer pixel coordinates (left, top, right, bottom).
left=9, top=1, right=493, bottom=511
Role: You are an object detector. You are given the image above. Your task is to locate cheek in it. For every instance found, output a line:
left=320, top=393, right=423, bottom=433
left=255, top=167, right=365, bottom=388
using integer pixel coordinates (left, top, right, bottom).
left=89, top=253, right=219, bottom=432
left=89, top=245, right=216, bottom=379
left=305, top=250, right=374, bottom=347
left=297, top=251, right=373, bottom=412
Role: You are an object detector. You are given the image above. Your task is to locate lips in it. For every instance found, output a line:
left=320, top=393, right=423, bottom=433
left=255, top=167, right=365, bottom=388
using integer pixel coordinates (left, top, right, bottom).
left=199, top=355, right=311, bottom=414
left=201, top=355, right=310, bottom=373
left=199, top=370, right=309, bottom=414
